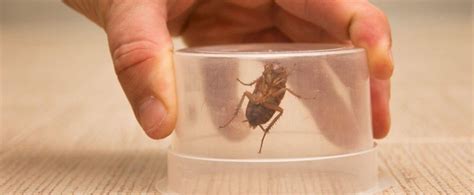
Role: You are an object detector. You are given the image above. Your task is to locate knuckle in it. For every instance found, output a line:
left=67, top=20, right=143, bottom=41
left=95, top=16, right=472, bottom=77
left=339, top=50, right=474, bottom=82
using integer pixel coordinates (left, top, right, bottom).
left=112, top=40, right=160, bottom=75
left=369, top=5, right=389, bottom=23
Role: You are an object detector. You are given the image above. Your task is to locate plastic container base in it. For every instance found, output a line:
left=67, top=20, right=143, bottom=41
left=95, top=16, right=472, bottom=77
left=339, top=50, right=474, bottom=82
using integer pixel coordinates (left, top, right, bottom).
left=158, top=144, right=381, bottom=194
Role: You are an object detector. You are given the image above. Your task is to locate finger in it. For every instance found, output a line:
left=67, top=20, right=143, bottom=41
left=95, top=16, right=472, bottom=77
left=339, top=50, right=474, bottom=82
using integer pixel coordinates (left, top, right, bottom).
left=105, top=1, right=177, bottom=139
left=370, top=78, right=391, bottom=138
left=274, top=7, right=340, bottom=43
left=201, top=61, right=252, bottom=141
left=226, top=0, right=272, bottom=9
left=275, top=0, right=393, bottom=79
left=242, top=28, right=291, bottom=43
left=167, top=0, right=196, bottom=36
left=182, top=2, right=273, bottom=45
left=64, top=0, right=116, bottom=29
left=287, top=58, right=372, bottom=148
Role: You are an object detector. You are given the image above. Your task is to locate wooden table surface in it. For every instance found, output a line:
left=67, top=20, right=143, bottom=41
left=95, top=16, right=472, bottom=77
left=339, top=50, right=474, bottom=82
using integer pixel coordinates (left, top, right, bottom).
left=1, top=1, right=472, bottom=194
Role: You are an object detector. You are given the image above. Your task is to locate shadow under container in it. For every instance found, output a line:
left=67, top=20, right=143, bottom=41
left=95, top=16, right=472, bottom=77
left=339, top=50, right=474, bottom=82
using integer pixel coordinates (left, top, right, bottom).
left=167, top=43, right=377, bottom=193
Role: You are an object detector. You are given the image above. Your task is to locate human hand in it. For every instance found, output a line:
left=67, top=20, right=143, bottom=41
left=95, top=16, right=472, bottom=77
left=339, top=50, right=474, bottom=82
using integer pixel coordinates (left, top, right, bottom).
left=64, top=0, right=392, bottom=139
left=63, top=0, right=193, bottom=139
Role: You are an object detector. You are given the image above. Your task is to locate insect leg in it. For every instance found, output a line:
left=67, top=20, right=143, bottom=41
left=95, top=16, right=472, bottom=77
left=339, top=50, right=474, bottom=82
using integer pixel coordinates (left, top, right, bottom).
left=237, top=78, right=259, bottom=86
left=258, top=125, right=265, bottom=132
left=270, top=88, right=286, bottom=97
left=219, top=91, right=257, bottom=128
left=261, top=103, right=284, bottom=132
left=271, top=88, right=316, bottom=100
left=259, top=129, right=270, bottom=153
left=258, top=103, right=284, bottom=153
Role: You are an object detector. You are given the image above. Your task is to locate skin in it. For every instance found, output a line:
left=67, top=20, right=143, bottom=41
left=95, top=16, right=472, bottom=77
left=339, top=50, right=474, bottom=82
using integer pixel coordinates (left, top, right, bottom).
left=63, top=0, right=393, bottom=140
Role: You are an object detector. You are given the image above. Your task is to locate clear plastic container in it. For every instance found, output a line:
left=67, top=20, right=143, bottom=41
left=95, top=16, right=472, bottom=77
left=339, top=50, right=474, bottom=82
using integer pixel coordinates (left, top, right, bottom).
left=163, top=43, right=377, bottom=193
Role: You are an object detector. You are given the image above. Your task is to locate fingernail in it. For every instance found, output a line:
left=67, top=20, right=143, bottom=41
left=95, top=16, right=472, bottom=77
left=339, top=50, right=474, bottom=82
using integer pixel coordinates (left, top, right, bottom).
left=138, top=96, right=167, bottom=133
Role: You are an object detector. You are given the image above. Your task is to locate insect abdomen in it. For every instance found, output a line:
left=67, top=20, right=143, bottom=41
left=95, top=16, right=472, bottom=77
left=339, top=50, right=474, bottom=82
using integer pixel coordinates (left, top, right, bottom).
left=245, top=102, right=276, bottom=127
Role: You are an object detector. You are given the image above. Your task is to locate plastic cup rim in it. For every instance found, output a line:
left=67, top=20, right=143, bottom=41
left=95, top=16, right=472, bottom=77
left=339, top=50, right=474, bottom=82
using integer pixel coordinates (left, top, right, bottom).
left=175, top=43, right=365, bottom=58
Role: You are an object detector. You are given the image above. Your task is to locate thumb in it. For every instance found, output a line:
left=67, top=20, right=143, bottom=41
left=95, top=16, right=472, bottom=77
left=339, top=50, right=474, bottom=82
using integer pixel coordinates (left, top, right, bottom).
left=105, top=1, right=176, bottom=139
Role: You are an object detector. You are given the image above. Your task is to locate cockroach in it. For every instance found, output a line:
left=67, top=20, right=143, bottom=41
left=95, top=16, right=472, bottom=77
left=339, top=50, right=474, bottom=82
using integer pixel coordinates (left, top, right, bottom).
left=220, top=63, right=313, bottom=153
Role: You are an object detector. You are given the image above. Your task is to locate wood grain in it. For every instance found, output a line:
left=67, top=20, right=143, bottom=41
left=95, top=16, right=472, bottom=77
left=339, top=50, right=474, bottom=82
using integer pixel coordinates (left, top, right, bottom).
left=1, top=142, right=472, bottom=194
left=1, top=1, right=472, bottom=194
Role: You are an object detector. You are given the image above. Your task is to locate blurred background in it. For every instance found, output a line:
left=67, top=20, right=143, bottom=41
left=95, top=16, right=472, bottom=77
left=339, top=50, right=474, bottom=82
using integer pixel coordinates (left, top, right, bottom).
left=0, top=0, right=472, bottom=193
